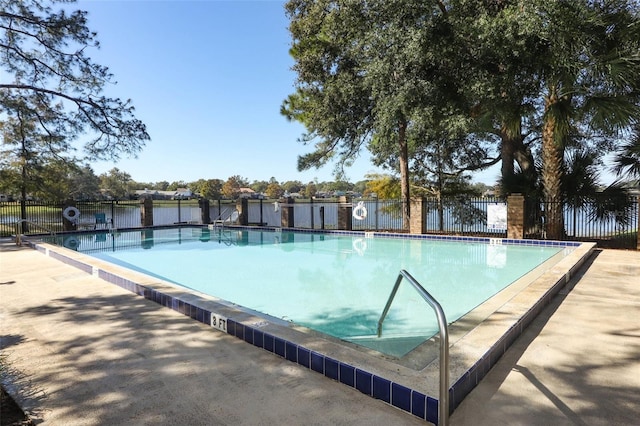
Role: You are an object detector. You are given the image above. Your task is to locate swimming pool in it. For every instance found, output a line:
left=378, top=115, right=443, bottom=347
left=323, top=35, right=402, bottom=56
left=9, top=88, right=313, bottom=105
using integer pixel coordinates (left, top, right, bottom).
left=33, top=226, right=595, bottom=424
left=58, top=228, right=567, bottom=358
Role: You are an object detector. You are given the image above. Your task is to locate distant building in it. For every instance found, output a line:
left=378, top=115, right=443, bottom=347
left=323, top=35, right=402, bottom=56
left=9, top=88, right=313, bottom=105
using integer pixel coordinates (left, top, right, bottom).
left=134, top=188, right=193, bottom=200
left=238, top=188, right=264, bottom=199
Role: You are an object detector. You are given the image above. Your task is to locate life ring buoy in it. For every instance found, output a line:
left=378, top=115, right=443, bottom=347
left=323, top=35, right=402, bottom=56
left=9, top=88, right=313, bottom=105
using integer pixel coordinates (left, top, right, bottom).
left=63, top=236, right=80, bottom=250
left=63, top=206, right=81, bottom=222
left=352, top=201, right=367, bottom=220
left=352, top=238, right=367, bottom=256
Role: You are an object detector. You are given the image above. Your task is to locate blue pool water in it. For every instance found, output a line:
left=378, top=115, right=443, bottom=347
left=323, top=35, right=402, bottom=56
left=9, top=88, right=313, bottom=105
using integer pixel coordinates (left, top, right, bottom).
left=58, top=228, right=567, bottom=357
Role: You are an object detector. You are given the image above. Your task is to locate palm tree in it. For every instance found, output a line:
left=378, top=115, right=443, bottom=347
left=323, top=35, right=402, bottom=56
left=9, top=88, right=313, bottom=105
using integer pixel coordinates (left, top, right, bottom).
left=613, top=126, right=640, bottom=182
left=536, top=1, right=640, bottom=239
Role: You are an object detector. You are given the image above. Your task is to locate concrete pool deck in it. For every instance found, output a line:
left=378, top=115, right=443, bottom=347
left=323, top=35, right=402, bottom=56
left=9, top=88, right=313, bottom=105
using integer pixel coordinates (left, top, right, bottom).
left=1, top=240, right=639, bottom=425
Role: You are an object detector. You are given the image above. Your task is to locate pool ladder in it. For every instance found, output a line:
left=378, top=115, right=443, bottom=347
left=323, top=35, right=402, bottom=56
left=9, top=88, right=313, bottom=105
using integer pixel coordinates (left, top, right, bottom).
left=13, top=220, right=57, bottom=245
left=211, top=209, right=239, bottom=230
left=378, top=270, right=450, bottom=426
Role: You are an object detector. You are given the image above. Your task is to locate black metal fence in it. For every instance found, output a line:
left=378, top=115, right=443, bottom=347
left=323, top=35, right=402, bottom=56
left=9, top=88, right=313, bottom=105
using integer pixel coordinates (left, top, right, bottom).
left=525, top=196, right=639, bottom=249
left=2, top=196, right=638, bottom=249
left=421, top=197, right=508, bottom=237
left=0, top=200, right=194, bottom=235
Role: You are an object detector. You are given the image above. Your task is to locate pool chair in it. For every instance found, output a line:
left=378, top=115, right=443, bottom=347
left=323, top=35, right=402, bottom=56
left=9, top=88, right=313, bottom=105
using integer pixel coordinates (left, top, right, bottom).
left=93, top=212, right=110, bottom=229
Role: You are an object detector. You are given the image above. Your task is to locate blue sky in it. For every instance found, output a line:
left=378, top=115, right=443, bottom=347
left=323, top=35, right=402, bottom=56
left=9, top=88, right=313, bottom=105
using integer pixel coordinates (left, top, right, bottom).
left=76, top=0, right=502, bottom=185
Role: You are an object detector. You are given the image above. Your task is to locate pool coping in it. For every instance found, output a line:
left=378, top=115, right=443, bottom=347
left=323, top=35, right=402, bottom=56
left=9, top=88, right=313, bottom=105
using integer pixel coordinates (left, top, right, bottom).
left=23, top=226, right=596, bottom=424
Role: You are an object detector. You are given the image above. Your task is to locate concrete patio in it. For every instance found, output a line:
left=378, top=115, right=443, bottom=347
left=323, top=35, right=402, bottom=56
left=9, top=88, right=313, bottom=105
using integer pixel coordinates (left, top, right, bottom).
left=1, top=240, right=638, bottom=425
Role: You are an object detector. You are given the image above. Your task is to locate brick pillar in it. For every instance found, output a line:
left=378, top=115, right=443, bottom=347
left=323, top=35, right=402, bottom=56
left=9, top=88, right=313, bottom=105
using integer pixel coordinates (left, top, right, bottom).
left=409, top=197, right=427, bottom=234
left=200, top=199, right=211, bottom=224
left=337, top=196, right=352, bottom=230
left=236, top=197, right=248, bottom=225
left=507, top=193, right=525, bottom=239
left=280, top=197, right=294, bottom=228
left=140, top=197, right=153, bottom=227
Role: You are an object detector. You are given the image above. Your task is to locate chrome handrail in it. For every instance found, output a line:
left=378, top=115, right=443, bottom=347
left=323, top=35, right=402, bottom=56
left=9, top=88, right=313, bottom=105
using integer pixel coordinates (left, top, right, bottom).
left=377, top=269, right=449, bottom=426
left=212, top=209, right=239, bottom=230
left=14, top=219, right=57, bottom=245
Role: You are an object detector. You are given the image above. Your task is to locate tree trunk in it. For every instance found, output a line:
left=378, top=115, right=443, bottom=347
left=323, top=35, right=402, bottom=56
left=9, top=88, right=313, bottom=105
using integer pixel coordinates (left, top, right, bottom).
left=513, top=140, right=537, bottom=181
left=500, top=124, right=516, bottom=181
left=20, top=138, right=29, bottom=234
left=398, top=119, right=410, bottom=231
left=541, top=91, right=565, bottom=240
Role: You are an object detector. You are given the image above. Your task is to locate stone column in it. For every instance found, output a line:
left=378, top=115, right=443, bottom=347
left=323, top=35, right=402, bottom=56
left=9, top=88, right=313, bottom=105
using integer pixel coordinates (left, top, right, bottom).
left=280, top=197, right=294, bottom=228
left=140, top=197, right=153, bottom=227
left=507, top=193, right=525, bottom=239
left=409, top=197, right=427, bottom=234
left=200, top=199, right=211, bottom=224
left=337, top=196, right=352, bottom=231
left=236, top=197, right=248, bottom=225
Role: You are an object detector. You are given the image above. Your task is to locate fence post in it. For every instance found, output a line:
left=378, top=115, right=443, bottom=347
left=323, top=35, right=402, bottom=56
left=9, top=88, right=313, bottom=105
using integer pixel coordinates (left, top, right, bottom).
left=637, top=197, right=640, bottom=250
left=337, top=196, right=352, bottom=230
left=140, top=197, right=153, bottom=227
left=236, top=197, right=248, bottom=225
left=259, top=199, right=264, bottom=225
left=310, top=197, right=314, bottom=229
left=507, top=193, right=525, bottom=239
left=200, top=199, right=211, bottom=224
left=409, top=197, right=427, bottom=234
left=281, top=197, right=294, bottom=228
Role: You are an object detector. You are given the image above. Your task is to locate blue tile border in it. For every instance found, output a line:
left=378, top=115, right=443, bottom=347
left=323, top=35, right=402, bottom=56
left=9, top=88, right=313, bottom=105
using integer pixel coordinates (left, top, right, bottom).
left=224, top=225, right=580, bottom=249
left=392, top=383, right=412, bottom=412
left=325, top=357, right=339, bottom=381
left=355, top=369, right=372, bottom=396
left=339, top=363, right=355, bottom=387
left=310, top=351, right=324, bottom=374
left=373, top=376, right=391, bottom=403
left=412, top=391, right=427, bottom=419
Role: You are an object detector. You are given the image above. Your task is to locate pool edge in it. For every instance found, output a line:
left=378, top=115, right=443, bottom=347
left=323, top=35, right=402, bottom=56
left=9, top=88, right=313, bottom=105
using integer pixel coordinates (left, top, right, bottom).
left=24, top=232, right=596, bottom=424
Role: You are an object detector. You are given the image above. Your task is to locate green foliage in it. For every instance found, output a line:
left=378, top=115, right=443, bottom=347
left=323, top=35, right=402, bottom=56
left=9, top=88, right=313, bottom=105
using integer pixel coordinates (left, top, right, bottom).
left=283, top=0, right=461, bottom=224
left=265, top=182, right=284, bottom=199
left=221, top=175, right=248, bottom=199
left=0, top=0, right=149, bottom=209
left=166, top=181, right=188, bottom=191
left=99, top=167, right=133, bottom=200
left=249, top=180, right=269, bottom=194
left=613, top=126, right=640, bottom=180
left=282, top=180, right=304, bottom=193
left=364, top=174, right=400, bottom=200
left=303, top=181, right=317, bottom=198
left=0, top=0, right=149, bottom=161
left=192, top=178, right=223, bottom=199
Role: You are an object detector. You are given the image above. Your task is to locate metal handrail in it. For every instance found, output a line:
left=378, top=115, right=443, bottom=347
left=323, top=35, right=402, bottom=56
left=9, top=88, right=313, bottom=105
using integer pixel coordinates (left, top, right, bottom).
left=377, top=270, right=449, bottom=426
left=14, top=219, right=57, bottom=245
left=211, top=209, right=239, bottom=229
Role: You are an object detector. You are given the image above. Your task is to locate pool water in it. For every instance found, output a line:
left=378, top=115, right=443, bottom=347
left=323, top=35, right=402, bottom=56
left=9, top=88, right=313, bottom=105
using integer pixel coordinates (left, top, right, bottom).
left=58, top=228, right=567, bottom=357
